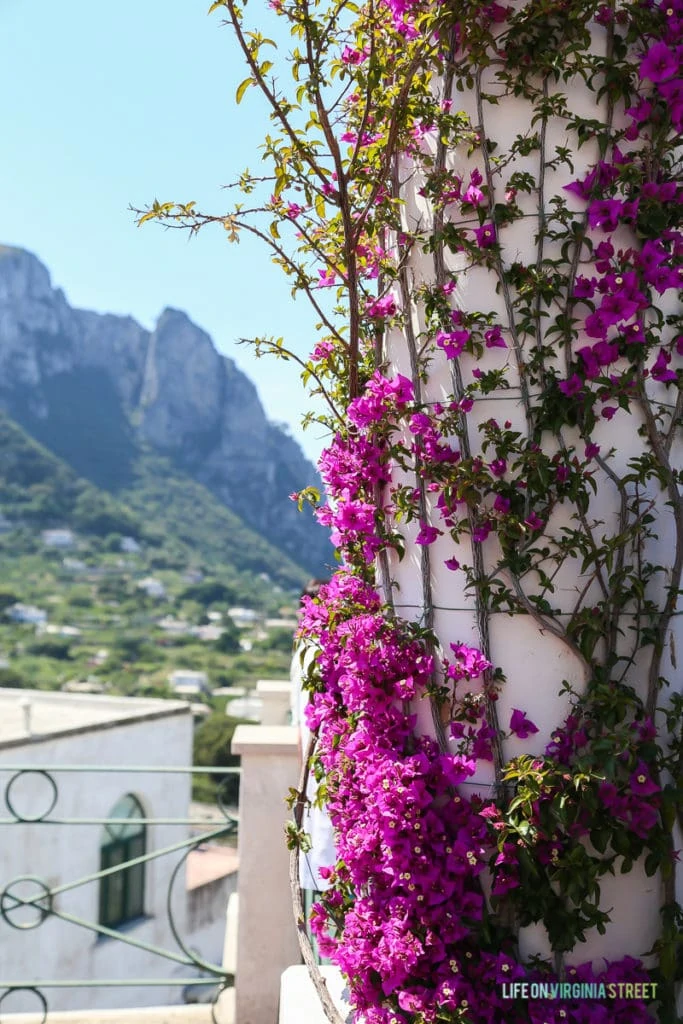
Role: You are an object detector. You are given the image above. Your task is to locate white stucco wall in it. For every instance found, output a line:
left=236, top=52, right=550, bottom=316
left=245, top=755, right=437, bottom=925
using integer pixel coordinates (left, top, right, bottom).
left=381, top=21, right=682, bottom=970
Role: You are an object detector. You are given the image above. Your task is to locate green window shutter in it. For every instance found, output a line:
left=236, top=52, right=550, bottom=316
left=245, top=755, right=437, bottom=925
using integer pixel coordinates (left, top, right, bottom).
left=98, top=795, right=146, bottom=930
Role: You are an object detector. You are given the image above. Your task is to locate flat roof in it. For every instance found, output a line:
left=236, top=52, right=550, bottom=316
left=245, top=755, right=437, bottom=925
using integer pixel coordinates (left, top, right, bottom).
left=186, top=843, right=239, bottom=890
left=0, top=689, right=190, bottom=750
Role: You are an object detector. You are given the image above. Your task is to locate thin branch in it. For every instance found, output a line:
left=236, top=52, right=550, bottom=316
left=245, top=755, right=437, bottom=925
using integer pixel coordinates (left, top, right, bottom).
left=636, top=374, right=683, bottom=718
left=239, top=338, right=345, bottom=427
left=289, top=730, right=346, bottom=1024
left=223, top=0, right=329, bottom=187
left=504, top=570, right=592, bottom=687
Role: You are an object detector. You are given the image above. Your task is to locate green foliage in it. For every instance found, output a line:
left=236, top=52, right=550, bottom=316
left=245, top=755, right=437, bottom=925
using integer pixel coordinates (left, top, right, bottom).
left=0, top=667, right=28, bottom=688
left=0, top=590, right=19, bottom=612
left=123, top=453, right=308, bottom=593
left=192, top=712, right=246, bottom=805
left=0, top=413, right=142, bottom=538
left=109, top=634, right=155, bottom=663
left=0, top=412, right=307, bottom=605
left=214, top=621, right=242, bottom=655
left=253, top=628, right=294, bottom=654
left=27, top=638, right=72, bottom=661
left=180, top=579, right=235, bottom=606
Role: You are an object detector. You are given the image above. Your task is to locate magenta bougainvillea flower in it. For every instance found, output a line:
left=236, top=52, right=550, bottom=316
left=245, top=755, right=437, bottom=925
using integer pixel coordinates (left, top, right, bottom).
left=436, top=328, right=469, bottom=359
left=484, top=325, right=506, bottom=348
left=415, top=523, right=439, bottom=545
left=651, top=347, right=678, bottom=383
left=639, top=41, right=678, bottom=82
left=473, top=222, right=497, bottom=248
left=509, top=708, right=540, bottom=738
left=629, top=762, right=661, bottom=796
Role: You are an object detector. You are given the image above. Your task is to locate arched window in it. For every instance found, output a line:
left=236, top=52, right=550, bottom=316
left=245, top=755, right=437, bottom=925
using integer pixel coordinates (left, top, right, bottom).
left=99, top=794, right=146, bottom=929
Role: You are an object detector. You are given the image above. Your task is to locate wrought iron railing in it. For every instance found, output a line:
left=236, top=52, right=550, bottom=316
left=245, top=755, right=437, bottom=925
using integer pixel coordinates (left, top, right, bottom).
left=0, top=764, right=240, bottom=1023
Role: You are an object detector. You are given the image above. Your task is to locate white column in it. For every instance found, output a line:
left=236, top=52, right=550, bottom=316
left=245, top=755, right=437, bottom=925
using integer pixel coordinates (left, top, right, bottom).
left=231, top=725, right=301, bottom=1024
left=256, top=680, right=294, bottom=727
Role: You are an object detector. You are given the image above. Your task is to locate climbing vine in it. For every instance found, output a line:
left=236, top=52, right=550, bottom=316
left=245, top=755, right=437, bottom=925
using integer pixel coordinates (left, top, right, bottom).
left=138, top=0, right=682, bottom=1021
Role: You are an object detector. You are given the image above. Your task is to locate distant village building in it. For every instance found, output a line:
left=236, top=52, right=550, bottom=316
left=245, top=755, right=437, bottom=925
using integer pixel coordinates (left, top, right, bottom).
left=193, top=624, right=223, bottom=642
left=41, top=528, right=75, bottom=548
left=0, top=689, right=236, bottom=1012
left=226, top=607, right=259, bottom=628
left=168, top=669, right=210, bottom=697
left=225, top=694, right=262, bottom=722
left=264, top=617, right=298, bottom=632
left=62, top=678, right=108, bottom=694
left=62, top=557, right=87, bottom=573
left=6, top=603, right=48, bottom=625
left=42, top=623, right=82, bottom=638
left=182, top=569, right=204, bottom=584
left=189, top=702, right=212, bottom=720
left=137, top=577, right=167, bottom=600
left=157, top=616, right=192, bottom=636
left=88, top=648, right=109, bottom=667
left=120, top=536, right=141, bottom=554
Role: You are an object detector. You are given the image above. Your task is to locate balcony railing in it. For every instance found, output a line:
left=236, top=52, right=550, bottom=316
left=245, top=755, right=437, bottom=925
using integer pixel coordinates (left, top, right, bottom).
left=0, top=764, right=239, bottom=1023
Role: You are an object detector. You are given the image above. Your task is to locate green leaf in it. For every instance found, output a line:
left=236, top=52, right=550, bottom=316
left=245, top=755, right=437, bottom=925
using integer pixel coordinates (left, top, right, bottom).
left=236, top=77, right=255, bottom=104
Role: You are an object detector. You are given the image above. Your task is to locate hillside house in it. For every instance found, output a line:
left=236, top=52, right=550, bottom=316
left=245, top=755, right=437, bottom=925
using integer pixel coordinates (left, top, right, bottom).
left=137, top=577, right=167, bottom=600
left=120, top=536, right=141, bottom=554
left=226, top=607, right=259, bottom=628
left=6, top=603, right=47, bottom=625
left=41, top=528, right=75, bottom=548
left=168, top=670, right=210, bottom=697
left=0, top=689, right=236, bottom=1013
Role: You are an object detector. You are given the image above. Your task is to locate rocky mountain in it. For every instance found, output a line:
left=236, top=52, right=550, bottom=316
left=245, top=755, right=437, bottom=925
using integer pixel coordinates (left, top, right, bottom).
left=0, top=245, right=331, bottom=576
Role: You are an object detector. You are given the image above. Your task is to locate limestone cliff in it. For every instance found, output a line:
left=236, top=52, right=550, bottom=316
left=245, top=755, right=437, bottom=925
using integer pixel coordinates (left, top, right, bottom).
left=0, top=245, right=331, bottom=575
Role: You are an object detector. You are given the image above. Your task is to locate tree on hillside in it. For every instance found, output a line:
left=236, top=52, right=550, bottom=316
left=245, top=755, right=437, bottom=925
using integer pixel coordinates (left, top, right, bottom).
left=193, top=712, right=246, bottom=806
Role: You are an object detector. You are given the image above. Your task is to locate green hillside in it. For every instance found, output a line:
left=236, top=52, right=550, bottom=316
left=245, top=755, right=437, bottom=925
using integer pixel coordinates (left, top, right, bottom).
left=0, top=412, right=308, bottom=593
left=0, top=412, right=300, bottom=701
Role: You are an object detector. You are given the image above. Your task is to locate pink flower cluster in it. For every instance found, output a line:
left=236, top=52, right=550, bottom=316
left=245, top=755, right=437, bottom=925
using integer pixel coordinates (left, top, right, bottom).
left=557, top=3, right=682, bottom=407
left=289, top=3, right=679, bottom=1018
left=297, top=575, right=655, bottom=1023
left=315, top=372, right=413, bottom=561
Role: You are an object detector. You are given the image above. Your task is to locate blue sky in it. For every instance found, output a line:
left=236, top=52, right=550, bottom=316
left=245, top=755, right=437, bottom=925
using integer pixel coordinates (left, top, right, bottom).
left=0, top=0, right=328, bottom=461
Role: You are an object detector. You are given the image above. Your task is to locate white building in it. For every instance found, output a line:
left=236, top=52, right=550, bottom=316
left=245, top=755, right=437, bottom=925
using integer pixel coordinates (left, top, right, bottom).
left=42, top=623, right=82, bottom=638
left=0, top=690, right=236, bottom=1013
left=157, top=616, right=192, bottom=637
left=192, top=625, right=223, bottom=643
left=62, top=557, right=87, bottom=573
left=6, top=603, right=48, bottom=625
left=137, top=577, right=167, bottom=600
left=120, top=537, right=142, bottom=554
left=168, top=670, right=210, bottom=695
left=41, top=528, right=75, bottom=548
left=226, top=607, right=259, bottom=628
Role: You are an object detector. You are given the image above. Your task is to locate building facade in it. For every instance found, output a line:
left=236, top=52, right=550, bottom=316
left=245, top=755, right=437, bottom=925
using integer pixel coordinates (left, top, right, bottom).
left=0, top=690, right=234, bottom=1014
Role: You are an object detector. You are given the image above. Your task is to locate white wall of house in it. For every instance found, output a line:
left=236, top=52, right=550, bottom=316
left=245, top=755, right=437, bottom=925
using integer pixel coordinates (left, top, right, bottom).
left=0, top=692, right=229, bottom=1013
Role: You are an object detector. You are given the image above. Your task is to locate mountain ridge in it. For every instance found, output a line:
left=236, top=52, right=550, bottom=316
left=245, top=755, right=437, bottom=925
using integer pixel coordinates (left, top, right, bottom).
left=0, top=245, right=330, bottom=576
